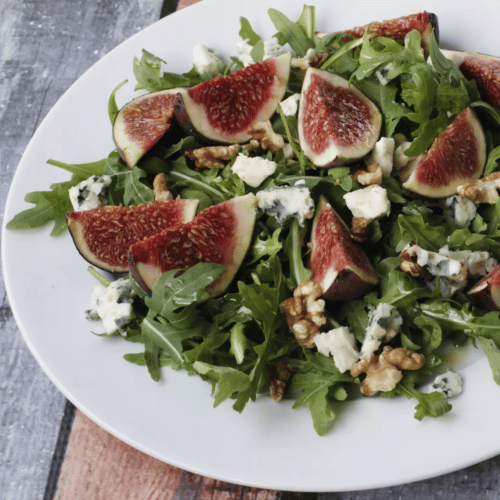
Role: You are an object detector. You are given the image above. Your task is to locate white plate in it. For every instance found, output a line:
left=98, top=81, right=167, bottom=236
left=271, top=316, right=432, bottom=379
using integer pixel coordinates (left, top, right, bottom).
left=3, top=0, right=500, bottom=492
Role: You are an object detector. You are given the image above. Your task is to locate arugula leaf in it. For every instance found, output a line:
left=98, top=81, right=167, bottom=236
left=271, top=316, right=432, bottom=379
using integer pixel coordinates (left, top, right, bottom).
left=268, top=7, right=315, bottom=56
left=419, top=300, right=500, bottom=346
left=193, top=361, right=251, bottom=407
left=145, top=263, right=225, bottom=319
left=104, top=151, right=154, bottom=205
left=238, top=16, right=262, bottom=45
left=133, top=49, right=203, bottom=92
left=6, top=158, right=107, bottom=235
left=479, top=337, right=500, bottom=384
left=290, top=352, right=353, bottom=435
left=398, top=380, right=452, bottom=421
left=108, top=80, right=128, bottom=125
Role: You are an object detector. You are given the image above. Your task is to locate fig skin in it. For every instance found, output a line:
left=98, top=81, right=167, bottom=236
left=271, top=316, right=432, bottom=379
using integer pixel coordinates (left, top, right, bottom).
left=308, top=196, right=379, bottom=300
left=113, top=88, right=180, bottom=168
left=67, top=199, right=199, bottom=274
left=298, top=68, right=382, bottom=168
left=441, top=50, right=500, bottom=111
left=319, top=11, right=438, bottom=56
left=128, top=193, right=257, bottom=298
left=402, top=107, right=486, bottom=198
left=174, top=53, right=291, bottom=145
left=467, top=264, right=500, bottom=311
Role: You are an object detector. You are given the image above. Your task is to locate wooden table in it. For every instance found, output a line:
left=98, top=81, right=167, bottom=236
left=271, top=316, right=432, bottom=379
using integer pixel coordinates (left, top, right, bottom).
left=2, top=0, right=500, bottom=498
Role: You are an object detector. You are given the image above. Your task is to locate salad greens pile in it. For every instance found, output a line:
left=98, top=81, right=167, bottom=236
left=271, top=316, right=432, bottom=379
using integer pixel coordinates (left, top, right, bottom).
left=7, top=5, right=500, bottom=435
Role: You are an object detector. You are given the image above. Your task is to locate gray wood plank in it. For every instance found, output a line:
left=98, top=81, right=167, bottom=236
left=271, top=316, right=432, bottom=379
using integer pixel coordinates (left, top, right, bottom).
left=0, top=1, right=164, bottom=499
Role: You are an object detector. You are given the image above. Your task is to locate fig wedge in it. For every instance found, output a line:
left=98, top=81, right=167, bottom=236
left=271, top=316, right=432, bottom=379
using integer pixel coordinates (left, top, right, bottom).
left=174, top=53, right=291, bottom=144
left=402, top=107, right=486, bottom=198
left=67, top=198, right=199, bottom=273
left=467, top=263, right=500, bottom=311
left=441, top=50, right=500, bottom=111
left=113, top=88, right=180, bottom=167
left=128, top=193, right=257, bottom=297
left=298, top=68, right=382, bottom=168
left=308, top=196, right=379, bottom=300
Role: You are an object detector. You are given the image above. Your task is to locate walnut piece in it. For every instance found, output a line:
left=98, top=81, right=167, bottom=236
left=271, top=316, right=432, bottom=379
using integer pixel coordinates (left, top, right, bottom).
left=153, top=173, right=173, bottom=201
left=247, top=120, right=284, bottom=152
left=185, top=142, right=258, bottom=169
left=185, top=120, right=284, bottom=169
left=350, top=346, right=425, bottom=396
left=267, top=361, right=292, bottom=402
left=457, top=172, right=500, bottom=204
left=353, top=162, right=383, bottom=186
left=351, top=216, right=368, bottom=243
left=279, top=280, right=326, bottom=348
left=398, top=242, right=433, bottom=280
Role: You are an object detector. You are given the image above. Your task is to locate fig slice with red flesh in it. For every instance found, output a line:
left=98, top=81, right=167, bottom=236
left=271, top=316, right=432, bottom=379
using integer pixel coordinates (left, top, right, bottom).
left=441, top=50, right=500, bottom=111
left=113, top=88, right=180, bottom=167
left=402, top=107, right=487, bottom=198
left=308, top=196, right=379, bottom=300
left=467, top=264, right=500, bottom=311
left=128, top=193, right=257, bottom=298
left=174, top=53, right=291, bottom=144
left=298, top=68, right=382, bottom=168
left=330, top=11, right=438, bottom=55
left=67, top=198, right=199, bottom=274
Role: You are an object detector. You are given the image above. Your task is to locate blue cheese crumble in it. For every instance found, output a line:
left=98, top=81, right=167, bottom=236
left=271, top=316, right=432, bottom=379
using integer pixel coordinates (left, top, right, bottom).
left=430, top=370, right=463, bottom=398
left=360, top=303, right=403, bottom=359
left=192, top=44, right=225, bottom=74
left=443, top=195, right=477, bottom=228
left=343, top=185, right=391, bottom=222
left=314, top=326, right=360, bottom=373
left=438, top=245, right=497, bottom=278
left=280, top=93, right=301, bottom=116
left=231, top=153, right=277, bottom=188
left=86, top=277, right=135, bottom=335
left=236, top=39, right=289, bottom=66
left=367, top=137, right=395, bottom=177
left=69, top=175, right=112, bottom=211
left=256, top=181, right=314, bottom=225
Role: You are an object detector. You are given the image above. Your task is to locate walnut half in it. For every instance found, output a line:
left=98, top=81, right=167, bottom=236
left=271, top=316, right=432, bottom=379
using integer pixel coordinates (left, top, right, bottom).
left=350, top=346, right=425, bottom=396
left=268, top=361, right=292, bottom=402
left=457, top=172, right=500, bottom=204
left=279, top=280, right=326, bottom=348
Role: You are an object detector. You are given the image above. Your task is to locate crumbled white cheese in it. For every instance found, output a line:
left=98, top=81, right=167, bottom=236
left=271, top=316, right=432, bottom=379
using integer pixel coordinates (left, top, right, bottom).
left=256, top=181, right=314, bottom=225
left=431, top=370, right=463, bottom=398
left=236, top=39, right=289, bottom=67
left=86, top=277, right=135, bottom=335
left=192, top=44, right=225, bottom=74
left=438, top=245, right=497, bottom=278
left=290, top=48, right=317, bottom=71
left=367, top=137, right=395, bottom=177
left=69, top=175, right=112, bottom=211
left=393, top=142, right=413, bottom=171
left=413, top=245, right=469, bottom=298
left=343, top=185, right=391, bottom=222
left=443, top=195, right=477, bottom=228
left=314, top=326, right=360, bottom=373
left=360, top=303, right=403, bottom=359
left=231, top=153, right=277, bottom=188
left=280, top=93, right=301, bottom=116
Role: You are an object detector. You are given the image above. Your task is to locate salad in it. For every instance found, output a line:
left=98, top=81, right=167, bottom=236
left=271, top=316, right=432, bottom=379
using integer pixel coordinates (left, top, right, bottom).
left=7, top=5, right=500, bottom=436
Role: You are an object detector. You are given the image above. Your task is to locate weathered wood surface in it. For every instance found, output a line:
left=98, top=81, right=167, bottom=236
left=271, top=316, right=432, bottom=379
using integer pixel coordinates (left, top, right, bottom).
left=2, top=0, right=500, bottom=499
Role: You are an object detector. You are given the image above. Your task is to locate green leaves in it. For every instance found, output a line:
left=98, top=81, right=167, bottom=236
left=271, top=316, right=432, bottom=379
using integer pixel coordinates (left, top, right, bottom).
left=268, top=6, right=316, bottom=57
left=130, top=263, right=225, bottom=380
left=133, top=49, right=203, bottom=92
left=6, top=158, right=106, bottom=236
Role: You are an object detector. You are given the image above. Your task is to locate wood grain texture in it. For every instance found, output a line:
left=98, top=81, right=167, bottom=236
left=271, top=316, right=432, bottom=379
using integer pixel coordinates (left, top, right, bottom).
left=54, top=411, right=278, bottom=500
